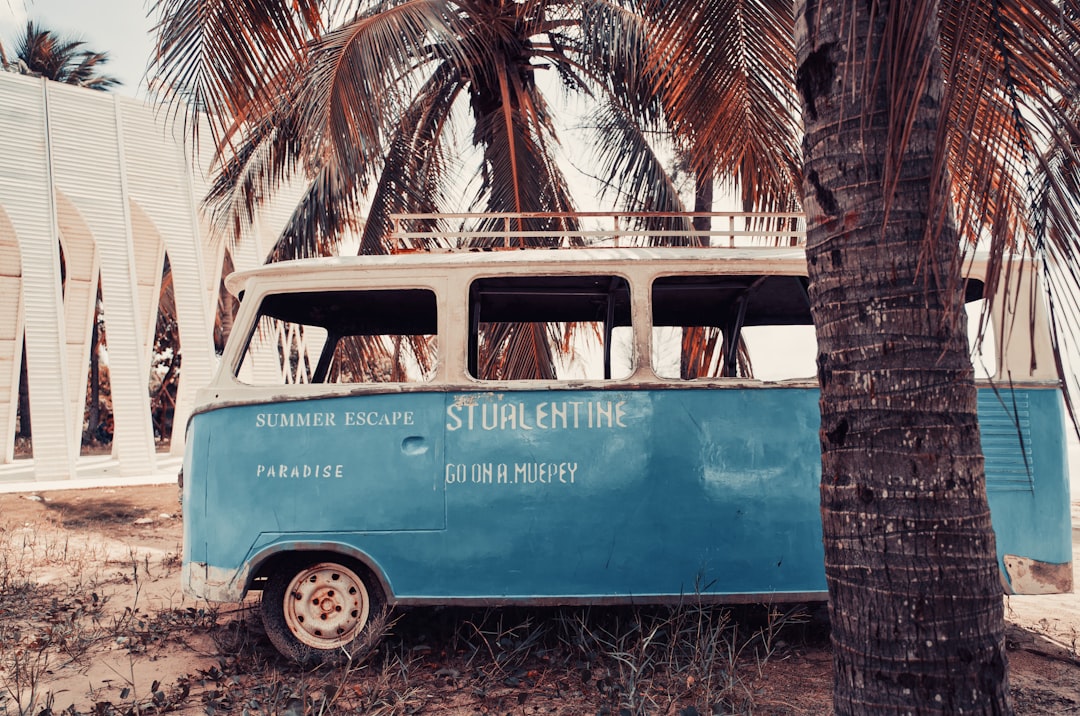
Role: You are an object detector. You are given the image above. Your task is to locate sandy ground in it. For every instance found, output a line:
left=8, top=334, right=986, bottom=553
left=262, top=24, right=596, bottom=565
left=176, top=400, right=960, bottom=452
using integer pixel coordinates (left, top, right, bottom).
left=0, top=481, right=1078, bottom=715
left=1005, top=499, right=1080, bottom=651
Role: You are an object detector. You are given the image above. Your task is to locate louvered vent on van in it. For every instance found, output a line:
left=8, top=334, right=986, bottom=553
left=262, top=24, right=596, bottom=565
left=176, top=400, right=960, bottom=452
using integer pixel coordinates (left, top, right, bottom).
left=978, top=391, right=1034, bottom=492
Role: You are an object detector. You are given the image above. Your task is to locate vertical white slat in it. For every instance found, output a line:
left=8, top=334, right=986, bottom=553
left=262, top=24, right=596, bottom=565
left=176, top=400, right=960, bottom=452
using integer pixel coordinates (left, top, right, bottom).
left=0, top=76, right=78, bottom=480
left=118, top=101, right=216, bottom=456
left=47, top=82, right=157, bottom=475
left=0, top=208, right=25, bottom=464
left=129, top=203, right=166, bottom=368
left=127, top=203, right=166, bottom=444
left=56, top=193, right=101, bottom=455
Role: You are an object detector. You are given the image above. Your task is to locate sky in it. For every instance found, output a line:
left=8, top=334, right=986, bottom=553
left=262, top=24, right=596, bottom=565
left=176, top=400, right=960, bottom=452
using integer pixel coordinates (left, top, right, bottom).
left=0, top=0, right=154, bottom=97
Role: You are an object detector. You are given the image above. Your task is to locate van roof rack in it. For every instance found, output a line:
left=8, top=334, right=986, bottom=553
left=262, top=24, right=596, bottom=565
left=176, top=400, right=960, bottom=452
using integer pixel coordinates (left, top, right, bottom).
left=388, top=211, right=806, bottom=252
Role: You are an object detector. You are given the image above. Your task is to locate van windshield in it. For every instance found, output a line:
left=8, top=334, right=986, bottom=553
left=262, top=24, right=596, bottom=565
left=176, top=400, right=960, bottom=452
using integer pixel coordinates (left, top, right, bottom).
left=235, top=288, right=438, bottom=385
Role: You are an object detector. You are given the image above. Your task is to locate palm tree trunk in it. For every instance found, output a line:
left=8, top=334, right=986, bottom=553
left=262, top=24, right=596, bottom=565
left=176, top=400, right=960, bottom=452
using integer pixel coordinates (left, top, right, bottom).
left=795, top=1, right=1010, bottom=713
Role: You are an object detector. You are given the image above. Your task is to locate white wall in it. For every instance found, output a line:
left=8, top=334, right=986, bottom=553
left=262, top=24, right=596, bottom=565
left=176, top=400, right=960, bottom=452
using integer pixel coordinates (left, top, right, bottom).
left=0, top=73, right=289, bottom=480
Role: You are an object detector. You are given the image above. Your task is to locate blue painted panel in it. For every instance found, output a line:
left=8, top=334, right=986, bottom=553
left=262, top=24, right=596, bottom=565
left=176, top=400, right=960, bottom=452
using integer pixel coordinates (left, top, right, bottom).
left=981, top=388, right=1073, bottom=567
left=189, top=394, right=446, bottom=575
left=183, top=385, right=1072, bottom=602
left=431, top=389, right=825, bottom=598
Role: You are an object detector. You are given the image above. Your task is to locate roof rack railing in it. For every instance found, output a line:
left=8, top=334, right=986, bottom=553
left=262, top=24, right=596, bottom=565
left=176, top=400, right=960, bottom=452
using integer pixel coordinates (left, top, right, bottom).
left=388, top=211, right=806, bottom=251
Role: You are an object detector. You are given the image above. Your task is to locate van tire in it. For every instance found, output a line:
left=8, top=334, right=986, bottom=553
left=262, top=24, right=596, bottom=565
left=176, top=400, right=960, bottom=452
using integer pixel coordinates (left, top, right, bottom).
left=261, top=557, right=386, bottom=665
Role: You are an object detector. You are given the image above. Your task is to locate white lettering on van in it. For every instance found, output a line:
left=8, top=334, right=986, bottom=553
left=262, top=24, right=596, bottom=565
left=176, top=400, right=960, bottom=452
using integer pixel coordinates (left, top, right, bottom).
left=256, top=463, right=344, bottom=478
left=343, top=411, right=415, bottom=427
left=255, top=412, right=336, bottom=428
left=445, top=401, right=626, bottom=432
left=445, top=462, right=578, bottom=485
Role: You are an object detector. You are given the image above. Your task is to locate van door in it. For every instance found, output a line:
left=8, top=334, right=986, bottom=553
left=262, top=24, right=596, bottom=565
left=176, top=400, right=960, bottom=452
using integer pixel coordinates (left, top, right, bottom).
left=201, top=392, right=446, bottom=536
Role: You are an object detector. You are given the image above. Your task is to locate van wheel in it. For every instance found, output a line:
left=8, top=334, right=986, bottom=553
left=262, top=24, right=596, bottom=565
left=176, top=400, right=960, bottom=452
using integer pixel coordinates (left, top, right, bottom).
left=261, top=559, right=385, bottom=665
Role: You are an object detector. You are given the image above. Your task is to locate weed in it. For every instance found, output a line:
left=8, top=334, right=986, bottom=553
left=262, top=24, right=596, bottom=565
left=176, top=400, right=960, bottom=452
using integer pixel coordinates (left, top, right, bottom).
left=2, top=508, right=827, bottom=716
left=0, top=627, right=52, bottom=716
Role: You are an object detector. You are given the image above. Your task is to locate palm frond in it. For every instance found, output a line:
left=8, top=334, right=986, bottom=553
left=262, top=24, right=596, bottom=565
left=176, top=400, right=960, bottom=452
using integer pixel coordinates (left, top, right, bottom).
left=938, top=0, right=1080, bottom=429
left=576, top=0, right=660, bottom=119
left=587, top=96, right=685, bottom=216
left=150, top=0, right=323, bottom=141
left=479, top=321, right=557, bottom=380
left=268, top=162, right=366, bottom=260
left=68, top=52, right=122, bottom=90
left=204, top=78, right=308, bottom=249
left=469, top=83, right=577, bottom=223
left=357, top=63, right=465, bottom=253
left=646, top=0, right=802, bottom=212
left=300, top=0, right=470, bottom=169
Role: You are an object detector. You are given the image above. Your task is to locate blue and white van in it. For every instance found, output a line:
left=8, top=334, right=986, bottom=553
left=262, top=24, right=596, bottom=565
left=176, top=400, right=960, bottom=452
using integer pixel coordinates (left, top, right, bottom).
left=181, top=213, right=1072, bottom=663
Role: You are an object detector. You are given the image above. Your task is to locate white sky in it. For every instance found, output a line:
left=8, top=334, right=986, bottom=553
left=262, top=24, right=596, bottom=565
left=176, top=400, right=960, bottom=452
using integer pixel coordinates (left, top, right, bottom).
left=0, top=0, right=153, bottom=96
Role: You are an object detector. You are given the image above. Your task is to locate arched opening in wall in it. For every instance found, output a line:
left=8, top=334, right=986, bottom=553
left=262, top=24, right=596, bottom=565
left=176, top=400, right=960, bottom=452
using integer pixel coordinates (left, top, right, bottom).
left=15, top=341, right=30, bottom=457
left=215, top=249, right=239, bottom=354
left=82, top=279, right=113, bottom=453
left=151, top=255, right=180, bottom=449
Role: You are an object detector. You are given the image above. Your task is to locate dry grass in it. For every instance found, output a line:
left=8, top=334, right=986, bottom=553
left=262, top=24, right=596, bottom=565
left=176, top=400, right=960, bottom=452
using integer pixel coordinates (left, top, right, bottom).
left=0, top=523, right=827, bottom=716
left=3, top=486, right=1076, bottom=716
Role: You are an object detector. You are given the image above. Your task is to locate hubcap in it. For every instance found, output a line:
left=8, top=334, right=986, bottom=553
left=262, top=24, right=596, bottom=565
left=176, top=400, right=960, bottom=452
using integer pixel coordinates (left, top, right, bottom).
left=283, top=563, right=369, bottom=649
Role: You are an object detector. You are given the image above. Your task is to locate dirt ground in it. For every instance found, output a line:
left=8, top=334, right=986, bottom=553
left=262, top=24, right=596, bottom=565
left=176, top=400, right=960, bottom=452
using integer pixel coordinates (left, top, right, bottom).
left=1, top=484, right=1078, bottom=715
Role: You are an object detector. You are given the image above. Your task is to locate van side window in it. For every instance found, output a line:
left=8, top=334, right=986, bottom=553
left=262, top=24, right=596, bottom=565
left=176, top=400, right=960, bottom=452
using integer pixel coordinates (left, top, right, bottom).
left=651, top=275, right=813, bottom=379
left=236, top=289, right=438, bottom=385
left=468, top=275, right=632, bottom=381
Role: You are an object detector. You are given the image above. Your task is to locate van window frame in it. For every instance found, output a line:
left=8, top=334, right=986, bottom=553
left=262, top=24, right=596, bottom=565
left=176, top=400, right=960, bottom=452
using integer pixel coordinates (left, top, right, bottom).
left=465, top=272, right=634, bottom=382
left=230, top=283, right=444, bottom=388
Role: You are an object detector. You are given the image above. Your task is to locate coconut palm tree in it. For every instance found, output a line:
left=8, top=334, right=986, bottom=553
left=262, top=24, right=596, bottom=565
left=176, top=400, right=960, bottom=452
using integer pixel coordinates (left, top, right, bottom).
left=787, top=0, right=1080, bottom=712
left=150, top=0, right=796, bottom=380
left=639, top=0, right=1080, bottom=709
left=150, top=0, right=1080, bottom=709
left=150, top=0, right=803, bottom=378
left=0, top=21, right=120, bottom=90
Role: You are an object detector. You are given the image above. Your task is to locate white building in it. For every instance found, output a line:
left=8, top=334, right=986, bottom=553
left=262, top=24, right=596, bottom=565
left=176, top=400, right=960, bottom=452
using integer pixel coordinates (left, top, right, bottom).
left=0, top=73, right=290, bottom=481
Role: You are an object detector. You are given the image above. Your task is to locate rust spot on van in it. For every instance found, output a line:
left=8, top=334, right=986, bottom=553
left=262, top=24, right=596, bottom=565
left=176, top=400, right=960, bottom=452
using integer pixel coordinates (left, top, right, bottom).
left=1003, top=554, right=1073, bottom=594
left=451, top=394, right=481, bottom=408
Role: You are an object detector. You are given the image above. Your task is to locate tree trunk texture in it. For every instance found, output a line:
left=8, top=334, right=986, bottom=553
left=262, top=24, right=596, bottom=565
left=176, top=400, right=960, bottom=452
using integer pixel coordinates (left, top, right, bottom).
left=794, top=1, right=1011, bottom=713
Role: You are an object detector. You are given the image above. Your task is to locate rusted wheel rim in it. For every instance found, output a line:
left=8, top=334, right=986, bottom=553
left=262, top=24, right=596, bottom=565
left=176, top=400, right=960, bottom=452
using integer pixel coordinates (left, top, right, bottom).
left=283, top=562, right=370, bottom=649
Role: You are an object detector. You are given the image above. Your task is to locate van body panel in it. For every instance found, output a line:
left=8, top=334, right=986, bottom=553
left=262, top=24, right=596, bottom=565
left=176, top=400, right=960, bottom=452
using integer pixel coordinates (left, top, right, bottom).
left=981, top=388, right=1073, bottom=591
left=185, top=393, right=447, bottom=589
left=182, top=385, right=1070, bottom=602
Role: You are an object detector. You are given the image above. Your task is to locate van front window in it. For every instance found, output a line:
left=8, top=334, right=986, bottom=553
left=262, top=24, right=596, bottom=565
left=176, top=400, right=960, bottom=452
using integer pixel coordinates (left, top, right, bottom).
left=236, top=288, right=438, bottom=385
